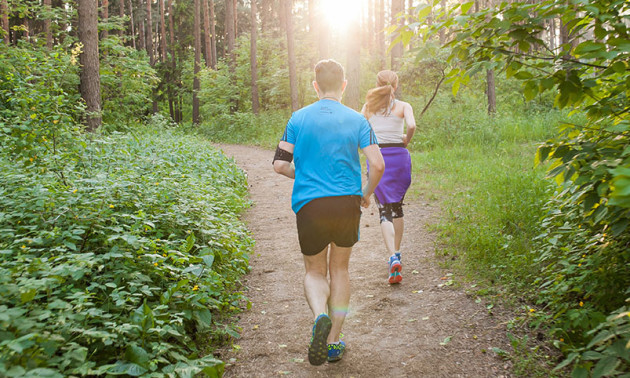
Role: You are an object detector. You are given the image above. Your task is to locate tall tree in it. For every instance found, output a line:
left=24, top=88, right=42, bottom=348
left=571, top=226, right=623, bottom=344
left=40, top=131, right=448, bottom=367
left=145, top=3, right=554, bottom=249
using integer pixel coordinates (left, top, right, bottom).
left=209, top=0, right=216, bottom=68
left=145, top=0, right=154, bottom=64
left=44, top=0, right=53, bottom=49
left=78, top=0, right=102, bottom=132
left=119, top=0, right=125, bottom=38
left=202, top=0, right=212, bottom=67
left=225, top=0, right=236, bottom=68
left=0, top=0, right=8, bottom=45
left=315, top=0, right=328, bottom=59
left=345, top=14, right=361, bottom=110
left=283, top=0, right=298, bottom=111
left=159, top=0, right=166, bottom=60
left=376, top=0, right=384, bottom=69
left=367, top=0, right=374, bottom=54
left=101, top=0, right=109, bottom=39
left=251, top=0, right=260, bottom=114
left=167, top=0, right=178, bottom=121
left=390, top=0, right=403, bottom=70
left=137, top=0, right=145, bottom=50
left=193, top=0, right=201, bottom=124
left=128, top=0, right=136, bottom=49
left=261, top=0, right=269, bottom=33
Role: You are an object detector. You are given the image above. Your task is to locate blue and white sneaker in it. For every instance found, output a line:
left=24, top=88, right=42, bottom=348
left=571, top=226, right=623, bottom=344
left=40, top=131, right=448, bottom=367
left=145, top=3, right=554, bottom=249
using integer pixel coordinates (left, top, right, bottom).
left=388, top=254, right=402, bottom=284
left=308, top=313, right=332, bottom=365
left=327, top=340, right=346, bottom=362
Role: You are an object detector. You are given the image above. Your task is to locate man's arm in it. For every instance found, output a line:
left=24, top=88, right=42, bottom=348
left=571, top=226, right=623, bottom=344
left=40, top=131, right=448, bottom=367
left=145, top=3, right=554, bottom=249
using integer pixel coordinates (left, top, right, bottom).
left=273, top=141, right=295, bottom=179
left=361, top=144, right=385, bottom=208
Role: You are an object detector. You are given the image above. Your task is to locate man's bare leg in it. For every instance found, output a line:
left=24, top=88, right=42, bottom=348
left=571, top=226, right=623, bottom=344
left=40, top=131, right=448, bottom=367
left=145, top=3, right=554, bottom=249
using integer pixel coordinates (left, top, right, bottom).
left=327, top=243, right=352, bottom=343
left=303, top=245, right=330, bottom=319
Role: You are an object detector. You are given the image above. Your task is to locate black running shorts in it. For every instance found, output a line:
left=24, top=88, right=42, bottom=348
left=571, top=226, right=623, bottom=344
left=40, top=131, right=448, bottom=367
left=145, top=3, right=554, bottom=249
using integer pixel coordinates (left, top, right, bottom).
left=296, top=195, right=362, bottom=256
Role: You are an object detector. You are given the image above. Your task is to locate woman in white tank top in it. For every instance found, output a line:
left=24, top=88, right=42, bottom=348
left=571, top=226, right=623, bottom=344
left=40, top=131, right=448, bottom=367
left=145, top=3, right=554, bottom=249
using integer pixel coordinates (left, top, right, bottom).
left=361, top=70, right=417, bottom=284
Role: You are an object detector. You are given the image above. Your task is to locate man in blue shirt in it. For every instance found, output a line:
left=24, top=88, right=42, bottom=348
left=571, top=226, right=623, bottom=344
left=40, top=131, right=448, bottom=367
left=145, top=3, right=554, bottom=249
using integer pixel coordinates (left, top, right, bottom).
left=273, top=59, right=384, bottom=365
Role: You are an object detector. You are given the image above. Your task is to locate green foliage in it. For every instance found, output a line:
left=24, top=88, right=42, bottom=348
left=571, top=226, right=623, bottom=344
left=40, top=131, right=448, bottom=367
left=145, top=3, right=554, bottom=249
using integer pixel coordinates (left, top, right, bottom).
left=0, top=125, right=252, bottom=375
left=404, top=0, right=630, bottom=373
left=99, top=36, right=159, bottom=130
left=0, top=42, right=83, bottom=160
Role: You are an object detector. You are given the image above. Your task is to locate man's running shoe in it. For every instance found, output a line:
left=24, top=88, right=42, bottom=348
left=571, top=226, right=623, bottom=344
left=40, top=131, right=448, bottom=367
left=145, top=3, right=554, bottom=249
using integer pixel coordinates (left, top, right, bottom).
left=388, top=254, right=402, bottom=284
left=327, top=340, right=346, bottom=362
left=308, top=313, right=332, bottom=365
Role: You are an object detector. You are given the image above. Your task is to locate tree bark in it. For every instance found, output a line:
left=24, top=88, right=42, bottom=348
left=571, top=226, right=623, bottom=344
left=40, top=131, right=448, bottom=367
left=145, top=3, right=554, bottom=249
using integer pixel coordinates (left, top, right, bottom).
left=44, top=0, right=53, bottom=49
left=315, top=0, right=328, bottom=59
left=202, top=0, right=212, bottom=67
left=119, top=0, right=125, bottom=38
left=193, top=0, right=201, bottom=124
left=390, top=0, right=403, bottom=71
left=159, top=0, right=166, bottom=61
left=283, top=0, right=298, bottom=111
left=128, top=0, right=136, bottom=49
left=345, top=13, right=361, bottom=110
left=486, top=68, right=496, bottom=114
left=168, top=0, right=177, bottom=121
left=209, top=0, right=216, bottom=68
left=101, top=0, right=109, bottom=39
left=225, top=0, right=236, bottom=68
left=137, top=0, right=145, bottom=50
left=0, top=0, right=8, bottom=45
left=376, top=0, right=384, bottom=69
left=78, top=0, right=102, bottom=132
left=251, top=0, right=260, bottom=114
left=233, top=0, right=238, bottom=37
left=145, top=0, right=154, bottom=65
left=261, top=0, right=270, bottom=34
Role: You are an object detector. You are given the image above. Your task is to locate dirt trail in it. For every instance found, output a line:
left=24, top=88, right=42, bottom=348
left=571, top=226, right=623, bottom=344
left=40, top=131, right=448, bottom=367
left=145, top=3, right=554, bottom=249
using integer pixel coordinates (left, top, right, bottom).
left=216, top=144, right=513, bottom=377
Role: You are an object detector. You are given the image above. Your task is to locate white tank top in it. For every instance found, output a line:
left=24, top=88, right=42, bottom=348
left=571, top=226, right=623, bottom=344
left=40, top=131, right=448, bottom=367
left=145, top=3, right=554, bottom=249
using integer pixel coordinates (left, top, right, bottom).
left=368, top=100, right=404, bottom=144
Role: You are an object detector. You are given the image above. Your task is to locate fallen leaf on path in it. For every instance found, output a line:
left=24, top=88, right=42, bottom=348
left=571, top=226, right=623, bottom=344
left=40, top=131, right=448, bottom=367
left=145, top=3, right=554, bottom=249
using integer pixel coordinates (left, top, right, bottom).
left=278, top=344, right=287, bottom=348
left=411, top=290, right=423, bottom=294
left=407, top=318, right=417, bottom=322
left=366, top=294, right=374, bottom=298
left=412, top=270, right=419, bottom=274
left=277, top=371, right=292, bottom=375
left=439, top=336, right=452, bottom=346
left=252, top=325, right=259, bottom=330
left=422, top=316, right=430, bottom=320
left=290, top=358, right=304, bottom=363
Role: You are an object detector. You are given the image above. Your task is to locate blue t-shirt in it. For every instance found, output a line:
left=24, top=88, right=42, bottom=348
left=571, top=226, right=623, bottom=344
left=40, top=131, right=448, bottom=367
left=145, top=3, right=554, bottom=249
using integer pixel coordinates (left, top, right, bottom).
left=281, top=99, right=378, bottom=213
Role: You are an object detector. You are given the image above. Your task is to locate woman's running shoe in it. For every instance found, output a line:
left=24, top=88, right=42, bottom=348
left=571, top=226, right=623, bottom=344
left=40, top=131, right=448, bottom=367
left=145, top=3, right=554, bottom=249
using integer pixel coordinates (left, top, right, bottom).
left=388, top=254, right=402, bottom=284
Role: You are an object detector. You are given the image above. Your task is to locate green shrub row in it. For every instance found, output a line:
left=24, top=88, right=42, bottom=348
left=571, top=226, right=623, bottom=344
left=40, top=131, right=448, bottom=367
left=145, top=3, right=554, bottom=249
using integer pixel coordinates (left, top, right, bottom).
left=0, top=124, right=252, bottom=377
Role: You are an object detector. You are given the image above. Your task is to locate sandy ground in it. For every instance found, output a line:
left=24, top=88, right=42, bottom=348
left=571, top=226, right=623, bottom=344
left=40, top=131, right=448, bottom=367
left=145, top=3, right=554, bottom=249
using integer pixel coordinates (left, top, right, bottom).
left=215, top=144, right=513, bottom=377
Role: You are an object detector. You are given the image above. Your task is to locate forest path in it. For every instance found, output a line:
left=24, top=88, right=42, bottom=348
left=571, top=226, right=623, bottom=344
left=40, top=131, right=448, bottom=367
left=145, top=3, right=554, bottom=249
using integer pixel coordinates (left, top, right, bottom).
left=216, top=144, right=513, bottom=377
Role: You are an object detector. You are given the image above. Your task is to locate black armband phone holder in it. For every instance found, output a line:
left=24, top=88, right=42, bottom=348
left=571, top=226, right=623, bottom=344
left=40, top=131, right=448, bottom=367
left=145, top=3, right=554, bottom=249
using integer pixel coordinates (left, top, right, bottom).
left=273, top=146, right=293, bottom=164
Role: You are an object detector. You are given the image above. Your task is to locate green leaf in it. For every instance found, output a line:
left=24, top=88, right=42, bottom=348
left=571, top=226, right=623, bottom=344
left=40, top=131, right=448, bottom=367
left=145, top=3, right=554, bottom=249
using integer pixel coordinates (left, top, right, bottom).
left=194, top=308, right=213, bottom=328
left=417, top=5, right=432, bottom=20
left=125, top=344, right=150, bottom=368
left=106, top=362, right=148, bottom=376
left=20, top=288, right=37, bottom=303
left=202, top=254, right=215, bottom=268
left=460, top=1, right=474, bottom=14
left=592, top=356, right=619, bottom=378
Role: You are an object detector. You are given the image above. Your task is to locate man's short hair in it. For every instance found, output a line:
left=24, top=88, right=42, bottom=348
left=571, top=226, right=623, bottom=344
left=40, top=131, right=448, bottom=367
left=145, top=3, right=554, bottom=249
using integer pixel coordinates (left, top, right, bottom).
left=315, top=59, right=345, bottom=93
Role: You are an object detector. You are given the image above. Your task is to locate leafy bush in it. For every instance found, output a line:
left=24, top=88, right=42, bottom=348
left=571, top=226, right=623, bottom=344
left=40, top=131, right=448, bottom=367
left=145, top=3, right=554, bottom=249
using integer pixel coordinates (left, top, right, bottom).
left=0, top=126, right=252, bottom=376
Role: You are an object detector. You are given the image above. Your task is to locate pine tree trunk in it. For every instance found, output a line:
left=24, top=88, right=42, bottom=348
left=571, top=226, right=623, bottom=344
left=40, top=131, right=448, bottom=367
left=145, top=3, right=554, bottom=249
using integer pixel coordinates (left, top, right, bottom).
left=233, top=0, right=238, bottom=37
left=486, top=69, right=496, bottom=114
left=160, top=0, right=166, bottom=61
left=283, top=0, right=298, bottom=111
left=137, top=0, right=145, bottom=50
left=78, top=0, right=102, bottom=132
left=209, top=0, right=216, bottom=68
left=101, top=0, right=109, bottom=39
left=250, top=0, right=259, bottom=114
left=168, top=0, right=177, bottom=121
left=225, top=0, right=236, bottom=68
left=44, top=0, right=52, bottom=49
left=202, top=0, right=212, bottom=67
left=0, top=0, right=8, bottom=45
left=128, top=0, right=136, bottom=49
left=316, top=0, right=328, bottom=59
left=119, top=0, right=125, bottom=38
left=193, top=0, right=201, bottom=124
left=376, top=0, right=384, bottom=69
left=261, top=0, right=269, bottom=34
left=345, top=13, right=361, bottom=110
left=145, top=0, right=154, bottom=64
